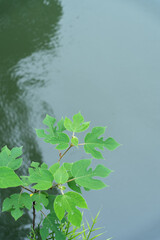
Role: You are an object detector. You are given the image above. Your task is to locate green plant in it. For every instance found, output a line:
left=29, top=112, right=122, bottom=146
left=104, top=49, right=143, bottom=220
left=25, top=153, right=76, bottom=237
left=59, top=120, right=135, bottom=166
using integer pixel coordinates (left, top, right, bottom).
left=0, top=112, right=120, bottom=239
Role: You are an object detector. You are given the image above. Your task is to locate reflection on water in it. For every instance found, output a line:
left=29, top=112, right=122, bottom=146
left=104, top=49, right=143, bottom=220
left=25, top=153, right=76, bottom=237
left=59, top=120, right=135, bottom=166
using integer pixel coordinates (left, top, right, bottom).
left=0, top=0, right=62, bottom=239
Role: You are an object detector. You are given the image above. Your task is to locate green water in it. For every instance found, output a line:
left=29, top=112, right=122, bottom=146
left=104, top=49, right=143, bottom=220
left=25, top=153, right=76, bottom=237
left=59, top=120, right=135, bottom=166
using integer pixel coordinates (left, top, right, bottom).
left=0, top=0, right=62, bottom=239
left=1, top=0, right=160, bottom=239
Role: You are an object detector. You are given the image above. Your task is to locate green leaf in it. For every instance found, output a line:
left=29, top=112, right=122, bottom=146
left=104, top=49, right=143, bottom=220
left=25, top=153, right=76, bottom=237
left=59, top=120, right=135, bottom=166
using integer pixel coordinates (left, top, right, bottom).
left=41, top=163, right=48, bottom=169
left=30, top=161, right=40, bottom=169
left=104, top=137, right=120, bottom=150
left=11, top=208, right=23, bottom=220
left=31, top=192, right=48, bottom=211
left=29, top=163, right=54, bottom=190
left=64, top=112, right=90, bottom=133
left=71, top=159, right=112, bottom=190
left=0, top=146, right=23, bottom=170
left=71, top=136, right=79, bottom=146
left=84, top=127, right=120, bottom=159
left=0, top=167, right=22, bottom=188
left=45, top=195, right=56, bottom=213
left=40, top=212, right=66, bottom=240
left=57, top=117, right=66, bottom=132
left=54, top=191, right=88, bottom=227
left=20, top=176, right=31, bottom=186
left=35, top=129, right=46, bottom=138
left=63, top=162, right=73, bottom=178
left=43, top=114, right=56, bottom=131
left=49, top=162, right=60, bottom=177
left=67, top=179, right=82, bottom=194
left=36, top=115, right=70, bottom=150
left=2, top=193, right=32, bottom=220
left=54, top=164, right=69, bottom=184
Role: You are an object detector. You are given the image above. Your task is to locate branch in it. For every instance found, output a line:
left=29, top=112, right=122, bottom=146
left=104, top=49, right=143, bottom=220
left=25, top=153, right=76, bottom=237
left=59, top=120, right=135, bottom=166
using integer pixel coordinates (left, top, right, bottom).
left=21, top=186, right=34, bottom=193
left=32, top=201, right=36, bottom=231
left=58, top=144, right=73, bottom=162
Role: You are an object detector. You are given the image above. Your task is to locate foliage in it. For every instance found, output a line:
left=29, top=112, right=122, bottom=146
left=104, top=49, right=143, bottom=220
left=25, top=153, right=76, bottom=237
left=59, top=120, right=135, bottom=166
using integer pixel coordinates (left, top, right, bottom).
left=0, top=112, right=120, bottom=239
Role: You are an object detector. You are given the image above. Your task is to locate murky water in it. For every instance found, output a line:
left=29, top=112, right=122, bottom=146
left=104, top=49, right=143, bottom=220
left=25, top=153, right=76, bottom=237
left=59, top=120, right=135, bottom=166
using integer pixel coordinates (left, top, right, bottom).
left=0, top=0, right=160, bottom=239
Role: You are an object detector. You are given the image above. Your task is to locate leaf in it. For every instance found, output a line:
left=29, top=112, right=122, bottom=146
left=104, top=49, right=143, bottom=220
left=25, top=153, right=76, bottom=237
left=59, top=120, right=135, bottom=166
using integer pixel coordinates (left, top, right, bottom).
left=64, top=112, right=90, bottom=133
left=41, top=163, right=48, bottom=169
left=71, top=159, right=112, bottom=190
left=30, top=161, right=40, bottom=168
left=104, top=137, right=120, bottom=151
left=31, top=192, right=48, bottom=211
left=29, top=163, right=54, bottom=190
left=40, top=212, right=66, bottom=240
left=11, top=208, right=23, bottom=220
left=54, top=164, right=69, bottom=184
left=67, top=179, right=82, bottom=194
left=20, top=176, right=31, bottom=186
left=54, top=191, right=88, bottom=227
left=57, top=117, right=66, bottom=132
left=43, top=114, right=56, bottom=131
left=84, top=127, right=120, bottom=159
left=0, top=146, right=23, bottom=170
left=2, top=193, right=32, bottom=220
left=36, top=115, right=70, bottom=150
left=48, top=133, right=70, bottom=150
left=63, top=162, right=73, bottom=178
left=49, top=162, right=60, bottom=177
left=45, top=195, right=56, bottom=213
left=0, top=167, right=22, bottom=188
left=71, top=136, right=79, bottom=146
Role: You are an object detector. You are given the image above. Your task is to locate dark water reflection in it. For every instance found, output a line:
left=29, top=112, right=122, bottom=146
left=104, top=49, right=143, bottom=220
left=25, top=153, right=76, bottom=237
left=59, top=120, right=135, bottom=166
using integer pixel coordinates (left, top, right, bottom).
left=0, top=0, right=62, bottom=239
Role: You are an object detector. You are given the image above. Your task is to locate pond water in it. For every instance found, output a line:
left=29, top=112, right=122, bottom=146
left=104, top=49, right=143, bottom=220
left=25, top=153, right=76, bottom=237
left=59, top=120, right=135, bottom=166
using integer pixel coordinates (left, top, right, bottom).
left=0, top=0, right=160, bottom=239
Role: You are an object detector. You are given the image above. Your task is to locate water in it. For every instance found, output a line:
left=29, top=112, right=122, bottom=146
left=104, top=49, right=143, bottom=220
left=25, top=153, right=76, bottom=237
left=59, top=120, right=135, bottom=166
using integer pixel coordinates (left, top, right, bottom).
left=0, top=0, right=160, bottom=239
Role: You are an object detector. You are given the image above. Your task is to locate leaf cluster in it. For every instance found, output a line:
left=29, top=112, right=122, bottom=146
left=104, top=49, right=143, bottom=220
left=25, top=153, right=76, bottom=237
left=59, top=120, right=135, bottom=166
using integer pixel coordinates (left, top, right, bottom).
left=0, top=112, right=120, bottom=239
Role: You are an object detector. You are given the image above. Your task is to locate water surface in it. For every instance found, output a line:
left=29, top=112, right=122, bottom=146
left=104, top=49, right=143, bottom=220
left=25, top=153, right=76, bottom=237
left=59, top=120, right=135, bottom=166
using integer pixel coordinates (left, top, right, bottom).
left=0, top=0, right=160, bottom=239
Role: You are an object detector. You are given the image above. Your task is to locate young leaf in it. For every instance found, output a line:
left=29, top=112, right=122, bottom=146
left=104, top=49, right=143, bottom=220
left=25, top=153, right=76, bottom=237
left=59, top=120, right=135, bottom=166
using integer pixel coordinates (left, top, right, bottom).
left=2, top=193, right=32, bottom=220
left=43, top=114, right=56, bottom=131
left=46, top=132, right=70, bottom=150
left=36, top=114, right=70, bottom=150
left=71, top=159, right=112, bottom=190
left=57, top=117, right=66, bottom=132
left=31, top=192, right=48, bottom=211
left=54, top=164, right=69, bottom=184
left=0, top=167, right=22, bottom=188
left=28, top=164, right=54, bottom=190
left=71, top=136, right=79, bottom=146
left=54, top=191, right=88, bottom=227
left=0, top=146, right=23, bottom=170
left=64, top=112, right=90, bottom=133
left=84, top=127, right=120, bottom=159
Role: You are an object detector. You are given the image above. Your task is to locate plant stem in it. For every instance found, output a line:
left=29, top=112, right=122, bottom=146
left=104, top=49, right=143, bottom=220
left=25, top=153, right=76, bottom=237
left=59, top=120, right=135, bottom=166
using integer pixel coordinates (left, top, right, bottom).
left=66, top=177, right=76, bottom=183
left=21, top=186, right=34, bottom=193
left=78, top=143, right=85, bottom=146
left=40, top=210, right=47, bottom=218
left=58, top=144, right=73, bottom=162
left=32, top=201, right=36, bottom=231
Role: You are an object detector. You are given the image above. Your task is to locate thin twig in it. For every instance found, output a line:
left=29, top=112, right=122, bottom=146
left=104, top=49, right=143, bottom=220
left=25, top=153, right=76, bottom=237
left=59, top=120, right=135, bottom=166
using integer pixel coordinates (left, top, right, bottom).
left=40, top=210, right=47, bottom=218
left=58, top=144, right=73, bottom=162
left=21, top=186, right=34, bottom=193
